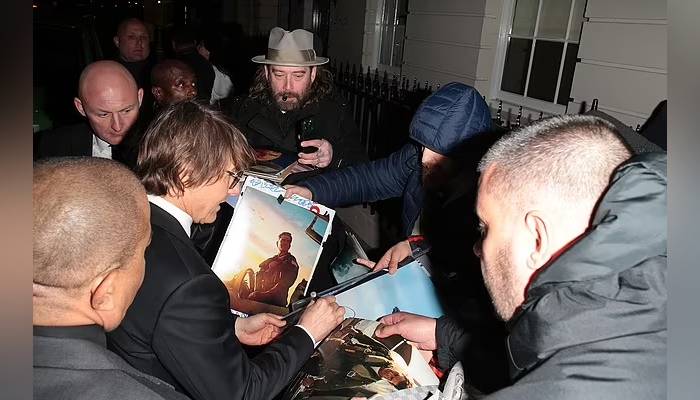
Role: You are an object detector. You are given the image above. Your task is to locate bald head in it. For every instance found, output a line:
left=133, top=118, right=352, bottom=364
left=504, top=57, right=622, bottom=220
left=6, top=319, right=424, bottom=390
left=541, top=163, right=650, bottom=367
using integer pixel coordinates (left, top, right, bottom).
left=34, top=157, right=149, bottom=290
left=78, top=60, right=138, bottom=99
left=74, top=61, right=143, bottom=145
left=114, top=18, right=150, bottom=62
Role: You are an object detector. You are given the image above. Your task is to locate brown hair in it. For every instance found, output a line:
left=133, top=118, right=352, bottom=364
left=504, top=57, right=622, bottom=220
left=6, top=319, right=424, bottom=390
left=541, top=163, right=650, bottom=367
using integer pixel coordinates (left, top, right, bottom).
left=137, top=100, right=255, bottom=196
left=248, top=65, right=335, bottom=107
left=33, top=157, right=149, bottom=289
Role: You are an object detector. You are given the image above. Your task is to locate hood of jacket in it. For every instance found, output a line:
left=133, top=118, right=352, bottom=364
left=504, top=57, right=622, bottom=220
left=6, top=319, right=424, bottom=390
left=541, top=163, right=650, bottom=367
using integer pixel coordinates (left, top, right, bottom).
left=505, top=152, right=667, bottom=376
left=408, top=82, right=492, bottom=155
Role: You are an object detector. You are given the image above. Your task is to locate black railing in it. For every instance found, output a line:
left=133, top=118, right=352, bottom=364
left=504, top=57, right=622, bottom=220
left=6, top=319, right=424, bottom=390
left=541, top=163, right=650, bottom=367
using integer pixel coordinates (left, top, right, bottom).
left=329, top=61, right=436, bottom=160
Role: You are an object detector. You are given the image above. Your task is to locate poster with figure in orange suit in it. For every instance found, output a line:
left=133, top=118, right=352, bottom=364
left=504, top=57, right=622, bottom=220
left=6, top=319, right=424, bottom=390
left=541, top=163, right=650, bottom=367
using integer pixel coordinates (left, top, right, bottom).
left=212, top=176, right=335, bottom=316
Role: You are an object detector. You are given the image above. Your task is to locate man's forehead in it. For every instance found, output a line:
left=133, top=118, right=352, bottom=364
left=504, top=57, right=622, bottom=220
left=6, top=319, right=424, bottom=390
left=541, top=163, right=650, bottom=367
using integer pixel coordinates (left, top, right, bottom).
left=270, top=65, right=309, bottom=73
left=475, top=165, right=497, bottom=217
left=122, top=22, right=148, bottom=35
left=168, top=68, right=194, bottom=81
left=83, top=90, right=139, bottom=111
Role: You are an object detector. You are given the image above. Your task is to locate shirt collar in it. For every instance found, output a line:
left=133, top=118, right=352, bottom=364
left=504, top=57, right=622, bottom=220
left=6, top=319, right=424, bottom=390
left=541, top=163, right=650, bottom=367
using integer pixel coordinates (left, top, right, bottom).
left=92, top=134, right=111, bottom=152
left=147, top=194, right=193, bottom=237
left=33, top=324, right=106, bottom=347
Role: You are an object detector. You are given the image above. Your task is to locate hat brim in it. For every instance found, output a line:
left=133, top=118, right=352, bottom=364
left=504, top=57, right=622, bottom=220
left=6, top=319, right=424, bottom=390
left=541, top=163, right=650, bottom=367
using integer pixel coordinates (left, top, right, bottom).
left=251, top=55, right=329, bottom=67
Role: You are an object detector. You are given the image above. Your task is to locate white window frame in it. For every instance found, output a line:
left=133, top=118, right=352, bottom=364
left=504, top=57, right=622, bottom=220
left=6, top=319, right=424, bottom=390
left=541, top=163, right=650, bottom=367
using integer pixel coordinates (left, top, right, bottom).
left=489, top=0, right=586, bottom=115
left=364, top=0, right=405, bottom=75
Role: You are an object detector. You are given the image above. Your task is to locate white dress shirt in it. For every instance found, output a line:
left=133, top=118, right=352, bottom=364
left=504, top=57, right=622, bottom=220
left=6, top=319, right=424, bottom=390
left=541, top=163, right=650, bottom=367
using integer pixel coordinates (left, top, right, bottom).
left=147, top=195, right=193, bottom=237
left=92, top=134, right=112, bottom=159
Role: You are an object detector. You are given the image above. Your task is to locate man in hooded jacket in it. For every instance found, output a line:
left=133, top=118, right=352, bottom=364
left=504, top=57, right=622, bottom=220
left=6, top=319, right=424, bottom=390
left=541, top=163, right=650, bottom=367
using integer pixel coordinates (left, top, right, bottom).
left=284, top=82, right=493, bottom=237
left=375, top=115, right=666, bottom=399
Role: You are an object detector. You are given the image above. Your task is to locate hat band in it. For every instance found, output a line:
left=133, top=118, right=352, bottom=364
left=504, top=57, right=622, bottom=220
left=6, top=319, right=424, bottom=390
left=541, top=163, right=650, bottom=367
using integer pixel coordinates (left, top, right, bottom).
left=266, top=48, right=317, bottom=63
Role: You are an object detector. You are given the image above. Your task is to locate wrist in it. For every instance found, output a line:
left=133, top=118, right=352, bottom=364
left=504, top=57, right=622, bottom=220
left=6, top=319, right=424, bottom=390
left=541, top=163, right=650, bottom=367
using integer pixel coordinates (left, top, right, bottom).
left=233, top=317, right=242, bottom=338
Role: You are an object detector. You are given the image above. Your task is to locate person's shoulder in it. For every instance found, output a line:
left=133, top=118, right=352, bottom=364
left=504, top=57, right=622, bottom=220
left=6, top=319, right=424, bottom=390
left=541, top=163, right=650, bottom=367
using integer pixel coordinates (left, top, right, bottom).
left=34, top=339, right=187, bottom=400
left=37, top=123, right=91, bottom=139
left=223, top=94, right=262, bottom=117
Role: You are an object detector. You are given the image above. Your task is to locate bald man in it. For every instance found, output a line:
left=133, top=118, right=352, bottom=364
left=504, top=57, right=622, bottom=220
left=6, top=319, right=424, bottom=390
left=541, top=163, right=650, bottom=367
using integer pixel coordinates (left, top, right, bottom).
left=33, top=157, right=190, bottom=400
left=151, top=59, right=198, bottom=108
left=34, top=60, right=144, bottom=169
left=113, top=17, right=154, bottom=92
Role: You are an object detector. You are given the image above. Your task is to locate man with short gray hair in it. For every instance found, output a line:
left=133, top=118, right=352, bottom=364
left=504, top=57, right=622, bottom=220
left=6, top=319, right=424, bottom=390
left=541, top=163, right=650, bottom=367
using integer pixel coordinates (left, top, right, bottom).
left=374, top=115, right=667, bottom=398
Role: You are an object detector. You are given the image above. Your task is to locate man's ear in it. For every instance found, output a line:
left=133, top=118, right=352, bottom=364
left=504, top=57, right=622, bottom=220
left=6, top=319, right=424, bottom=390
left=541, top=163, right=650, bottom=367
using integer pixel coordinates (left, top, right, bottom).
left=524, top=211, right=550, bottom=270
left=113, top=36, right=120, bottom=49
left=137, top=88, right=144, bottom=107
left=74, top=97, right=86, bottom=117
left=90, top=268, right=119, bottom=313
left=310, top=66, right=317, bottom=83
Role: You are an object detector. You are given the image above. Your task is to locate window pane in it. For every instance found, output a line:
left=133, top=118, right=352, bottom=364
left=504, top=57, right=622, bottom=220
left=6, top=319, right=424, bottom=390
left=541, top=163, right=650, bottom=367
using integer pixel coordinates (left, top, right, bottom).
left=391, top=25, right=405, bottom=67
left=379, top=24, right=394, bottom=65
left=382, top=0, right=397, bottom=25
left=512, top=0, right=539, bottom=37
left=526, top=40, right=563, bottom=102
left=557, top=44, right=579, bottom=105
left=501, top=38, right=533, bottom=95
left=538, top=0, right=572, bottom=39
left=568, top=0, right=586, bottom=42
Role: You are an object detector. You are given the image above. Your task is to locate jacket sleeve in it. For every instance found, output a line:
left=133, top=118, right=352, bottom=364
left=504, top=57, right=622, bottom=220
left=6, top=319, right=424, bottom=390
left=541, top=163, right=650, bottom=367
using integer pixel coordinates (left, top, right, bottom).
left=435, top=315, right=470, bottom=371
left=300, top=143, right=417, bottom=208
left=151, top=274, right=315, bottom=400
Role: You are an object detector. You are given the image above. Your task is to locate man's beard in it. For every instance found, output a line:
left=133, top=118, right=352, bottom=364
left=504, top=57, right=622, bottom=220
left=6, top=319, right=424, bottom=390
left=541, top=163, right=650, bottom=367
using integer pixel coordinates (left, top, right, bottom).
left=270, top=87, right=309, bottom=111
left=481, top=245, right=522, bottom=321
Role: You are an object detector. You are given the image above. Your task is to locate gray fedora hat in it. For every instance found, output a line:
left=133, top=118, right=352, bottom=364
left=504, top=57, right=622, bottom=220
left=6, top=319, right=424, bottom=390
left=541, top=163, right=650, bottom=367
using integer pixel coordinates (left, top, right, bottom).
left=252, top=27, right=329, bottom=67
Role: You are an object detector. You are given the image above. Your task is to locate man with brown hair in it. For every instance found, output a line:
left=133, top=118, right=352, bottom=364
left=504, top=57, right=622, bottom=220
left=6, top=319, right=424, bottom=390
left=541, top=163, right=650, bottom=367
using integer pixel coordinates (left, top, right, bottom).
left=33, top=157, right=188, bottom=400
left=227, top=27, right=366, bottom=170
left=107, top=100, right=345, bottom=400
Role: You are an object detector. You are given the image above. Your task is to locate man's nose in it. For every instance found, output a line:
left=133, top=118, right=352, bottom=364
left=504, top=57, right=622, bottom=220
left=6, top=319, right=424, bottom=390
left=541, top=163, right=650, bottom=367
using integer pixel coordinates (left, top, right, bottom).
left=111, top=114, right=123, bottom=132
left=284, top=76, right=293, bottom=90
left=473, top=239, right=482, bottom=258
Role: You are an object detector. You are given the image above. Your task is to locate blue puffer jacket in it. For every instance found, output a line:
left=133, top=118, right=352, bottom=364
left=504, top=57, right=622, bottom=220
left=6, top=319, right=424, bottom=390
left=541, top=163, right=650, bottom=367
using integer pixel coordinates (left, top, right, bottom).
left=300, top=82, right=492, bottom=235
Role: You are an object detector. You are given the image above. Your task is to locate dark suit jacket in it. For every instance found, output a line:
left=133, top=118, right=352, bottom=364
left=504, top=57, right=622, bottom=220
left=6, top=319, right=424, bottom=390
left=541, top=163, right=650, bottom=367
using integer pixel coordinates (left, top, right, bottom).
left=33, top=122, right=142, bottom=169
left=34, top=325, right=189, bottom=400
left=107, top=202, right=315, bottom=400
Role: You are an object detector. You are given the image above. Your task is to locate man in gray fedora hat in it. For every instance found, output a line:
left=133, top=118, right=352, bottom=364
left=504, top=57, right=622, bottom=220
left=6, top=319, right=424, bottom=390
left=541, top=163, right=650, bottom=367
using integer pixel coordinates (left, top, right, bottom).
left=227, top=27, right=366, bottom=172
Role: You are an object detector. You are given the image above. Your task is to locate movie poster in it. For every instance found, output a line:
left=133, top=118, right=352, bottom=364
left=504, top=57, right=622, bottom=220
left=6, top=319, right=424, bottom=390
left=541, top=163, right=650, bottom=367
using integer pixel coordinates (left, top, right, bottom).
left=283, top=318, right=439, bottom=400
left=212, top=177, right=335, bottom=316
left=335, top=260, right=445, bottom=321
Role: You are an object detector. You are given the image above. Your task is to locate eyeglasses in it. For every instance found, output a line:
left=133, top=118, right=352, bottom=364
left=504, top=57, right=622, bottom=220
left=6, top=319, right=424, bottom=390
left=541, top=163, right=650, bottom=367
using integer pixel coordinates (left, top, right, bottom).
left=226, top=170, right=244, bottom=189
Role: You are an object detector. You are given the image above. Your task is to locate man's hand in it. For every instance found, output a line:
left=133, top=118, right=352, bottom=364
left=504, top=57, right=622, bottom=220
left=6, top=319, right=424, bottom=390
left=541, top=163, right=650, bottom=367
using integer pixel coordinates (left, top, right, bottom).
left=298, top=139, right=333, bottom=168
left=355, top=240, right=412, bottom=274
left=284, top=185, right=313, bottom=200
left=234, top=313, right=286, bottom=346
left=297, top=296, right=345, bottom=344
left=375, top=312, right=437, bottom=351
